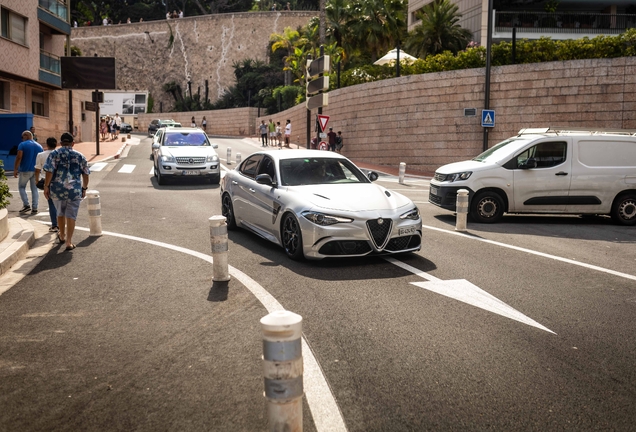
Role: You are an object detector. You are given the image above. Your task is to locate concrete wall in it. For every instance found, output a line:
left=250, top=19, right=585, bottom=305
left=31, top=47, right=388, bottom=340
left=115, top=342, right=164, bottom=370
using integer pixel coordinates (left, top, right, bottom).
left=137, top=107, right=258, bottom=137
left=70, top=12, right=315, bottom=114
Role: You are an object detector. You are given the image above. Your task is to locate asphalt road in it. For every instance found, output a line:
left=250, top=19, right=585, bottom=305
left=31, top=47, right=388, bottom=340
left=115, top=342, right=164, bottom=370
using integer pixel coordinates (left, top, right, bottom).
left=1, top=135, right=635, bottom=431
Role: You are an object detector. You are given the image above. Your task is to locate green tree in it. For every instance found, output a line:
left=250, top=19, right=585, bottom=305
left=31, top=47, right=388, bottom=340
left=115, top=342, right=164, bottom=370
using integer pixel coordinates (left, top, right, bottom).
left=348, top=0, right=407, bottom=62
left=405, top=0, right=472, bottom=58
left=0, top=161, right=12, bottom=209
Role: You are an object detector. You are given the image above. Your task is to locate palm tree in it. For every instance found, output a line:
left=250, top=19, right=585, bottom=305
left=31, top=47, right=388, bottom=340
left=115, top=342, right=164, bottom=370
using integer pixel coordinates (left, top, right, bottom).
left=405, top=0, right=472, bottom=58
left=348, top=0, right=407, bottom=62
left=270, top=27, right=309, bottom=85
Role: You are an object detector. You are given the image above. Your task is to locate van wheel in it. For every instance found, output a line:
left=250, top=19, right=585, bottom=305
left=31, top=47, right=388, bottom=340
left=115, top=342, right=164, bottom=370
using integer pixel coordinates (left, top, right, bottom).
left=470, top=191, right=504, bottom=223
left=611, top=193, right=636, bottom=226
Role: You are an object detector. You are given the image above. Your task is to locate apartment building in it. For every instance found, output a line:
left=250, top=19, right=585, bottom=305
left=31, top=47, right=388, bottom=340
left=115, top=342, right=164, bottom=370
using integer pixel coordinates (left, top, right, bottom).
left=0, top=0, right=92, bottom=163
left=408, top=0, right=636, bottom=47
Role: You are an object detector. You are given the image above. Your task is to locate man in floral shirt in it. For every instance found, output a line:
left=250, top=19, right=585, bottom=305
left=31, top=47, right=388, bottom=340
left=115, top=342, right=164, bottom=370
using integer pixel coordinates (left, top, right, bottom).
left=43, top=132, right=90, bottom=251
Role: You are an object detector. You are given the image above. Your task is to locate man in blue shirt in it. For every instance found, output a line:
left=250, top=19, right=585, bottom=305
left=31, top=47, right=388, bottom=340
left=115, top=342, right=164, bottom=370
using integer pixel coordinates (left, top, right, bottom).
left=13, top=130, right=43, bottom=214
left=43, top=132, right=90, bottom=251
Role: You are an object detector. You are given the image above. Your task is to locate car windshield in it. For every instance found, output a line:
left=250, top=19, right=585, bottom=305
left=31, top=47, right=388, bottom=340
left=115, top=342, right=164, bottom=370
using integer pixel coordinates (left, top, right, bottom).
left=280, top=157, right=371, bottom=186
left=472, top=137, right=534, bottom=163
left=163, top=132, right=209, bottom=146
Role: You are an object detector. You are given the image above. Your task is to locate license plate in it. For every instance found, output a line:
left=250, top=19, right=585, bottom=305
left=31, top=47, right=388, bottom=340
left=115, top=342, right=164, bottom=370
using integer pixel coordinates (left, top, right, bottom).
left=398, top=226, right=418, bottom=236
left=182, top=170, right=200, bottom=176
left=430, top=185, right=439, bottom=196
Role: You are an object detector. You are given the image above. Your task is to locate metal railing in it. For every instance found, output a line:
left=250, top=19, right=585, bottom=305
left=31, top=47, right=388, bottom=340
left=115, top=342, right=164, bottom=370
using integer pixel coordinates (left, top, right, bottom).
left=40, top=50, right=61, bottom=75
left=495, top=11, right=636, bottom=34
left=38, top=0, right=68, bottom=21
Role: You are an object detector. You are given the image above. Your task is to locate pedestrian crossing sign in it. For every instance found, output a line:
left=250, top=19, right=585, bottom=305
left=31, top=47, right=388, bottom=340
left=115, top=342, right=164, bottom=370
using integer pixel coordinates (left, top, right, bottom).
left=481, top=110, right=495, bottom=127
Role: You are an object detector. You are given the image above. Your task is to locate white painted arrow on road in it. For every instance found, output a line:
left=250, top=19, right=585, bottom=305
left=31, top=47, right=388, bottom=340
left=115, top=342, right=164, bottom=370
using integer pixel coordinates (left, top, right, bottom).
left=410, top=279, right=556, bottom=334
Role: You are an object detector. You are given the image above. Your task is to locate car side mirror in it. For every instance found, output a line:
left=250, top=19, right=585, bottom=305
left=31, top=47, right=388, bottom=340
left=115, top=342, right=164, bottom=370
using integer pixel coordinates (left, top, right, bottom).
left=152, top=143, right=160, bottom=150
left=519, top=158, right=537, bottom=169
left=255, top=174, right=276, bottom=187
left=367, top=171, right=379, bottom=182
left=212, top=144, right=218, bottom=149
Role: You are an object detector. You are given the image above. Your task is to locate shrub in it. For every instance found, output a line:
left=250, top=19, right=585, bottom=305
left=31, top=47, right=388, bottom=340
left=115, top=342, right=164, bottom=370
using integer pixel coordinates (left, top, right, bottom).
left=0, top=161, right=12, bottom=209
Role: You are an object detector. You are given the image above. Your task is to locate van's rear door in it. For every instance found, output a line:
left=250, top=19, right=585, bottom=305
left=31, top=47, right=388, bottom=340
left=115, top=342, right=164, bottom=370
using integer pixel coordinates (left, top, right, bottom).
left=511, top=139, right=572, bottom=213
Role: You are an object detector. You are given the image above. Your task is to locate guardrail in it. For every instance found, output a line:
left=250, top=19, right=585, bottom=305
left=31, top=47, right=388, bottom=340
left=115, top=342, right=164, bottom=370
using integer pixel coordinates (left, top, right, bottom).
left=40, top=50, right=61, bottom=75
left=495, top=11, right=636, bottom=34
left=38, top=0, right=68, bottom=21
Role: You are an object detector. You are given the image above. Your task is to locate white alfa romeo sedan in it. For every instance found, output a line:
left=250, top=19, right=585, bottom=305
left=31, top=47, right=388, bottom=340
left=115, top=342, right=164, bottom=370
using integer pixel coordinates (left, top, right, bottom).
left=220, top=150, right=422, bottom=260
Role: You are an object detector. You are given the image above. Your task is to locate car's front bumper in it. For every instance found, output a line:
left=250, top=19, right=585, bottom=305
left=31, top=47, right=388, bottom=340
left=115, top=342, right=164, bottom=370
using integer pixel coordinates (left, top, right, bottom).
left=428, top=182, right=474, bottom=212
left=157, top=162, right=220, bottom=177
left=297, top=212, right=422, bottom=259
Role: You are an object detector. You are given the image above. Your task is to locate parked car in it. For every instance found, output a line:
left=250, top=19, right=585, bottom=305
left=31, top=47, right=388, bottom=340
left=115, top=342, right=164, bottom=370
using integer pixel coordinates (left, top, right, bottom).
left=429, top=127, right=636, bottom=225
left=151, top=127, right=220, bottom=185
left=147, top=119, right=182, bottom=136
left=120, top=122, right=133, bottom=133
left=220, top=150, right=422, bottom=260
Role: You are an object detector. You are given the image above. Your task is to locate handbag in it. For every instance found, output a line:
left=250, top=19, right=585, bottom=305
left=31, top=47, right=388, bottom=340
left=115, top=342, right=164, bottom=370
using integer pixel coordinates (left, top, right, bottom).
left=36, top=179, right=45, bottom=190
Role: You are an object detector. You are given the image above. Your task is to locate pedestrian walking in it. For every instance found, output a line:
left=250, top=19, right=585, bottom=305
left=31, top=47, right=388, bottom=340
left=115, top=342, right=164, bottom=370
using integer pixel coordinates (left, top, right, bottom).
left=284, top=119, right=291, bottom=147
left=327, top=127, right=337, bottom=152
left=13, top=130, right=43, bottom=214
left=202, top=116, right=207, bottom=132
left=34, top=137, right=59, bottom=232
left=43, top=132, right=90, bottom=251
left=113, top=113, right=122, bottom=138
left=191, top=116, right=196, bottom=128
left=259, top=121, right=268, bottom=146
left=100, top=117, right=108, bottom=140
left=276, top=121, right=282, bottom=146
left=30, top=126, right=38, bottom=142
left=336, top=131, right=344, bottom=153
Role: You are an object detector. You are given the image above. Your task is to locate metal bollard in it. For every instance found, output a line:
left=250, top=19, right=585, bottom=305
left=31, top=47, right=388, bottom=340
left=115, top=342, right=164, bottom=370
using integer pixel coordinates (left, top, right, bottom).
left=455, top=189, right=469, bottom=232
left=398, top=162, right=406, bottom=184
left=209, top=215, right=230, bottom=282
left=226, top=147, right=232, bottom=165
left=261, top=310, right=303, bottom=432
left=236, top=152, right=241, bottom=165
left=86, top=190, right=102, bottom=236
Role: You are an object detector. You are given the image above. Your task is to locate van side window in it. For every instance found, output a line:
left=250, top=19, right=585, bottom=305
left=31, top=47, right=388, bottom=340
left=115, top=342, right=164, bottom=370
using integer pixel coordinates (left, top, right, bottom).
left=516, top=141, right=567, bottom=168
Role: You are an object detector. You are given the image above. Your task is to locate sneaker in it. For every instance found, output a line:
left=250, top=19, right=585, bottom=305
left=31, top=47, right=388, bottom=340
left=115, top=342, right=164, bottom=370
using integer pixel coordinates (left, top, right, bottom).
left=19, top=205, right=31, bottom=213
left=49, top=226, right=60, bottom=232
left=31, top=208, right=38, bottom=214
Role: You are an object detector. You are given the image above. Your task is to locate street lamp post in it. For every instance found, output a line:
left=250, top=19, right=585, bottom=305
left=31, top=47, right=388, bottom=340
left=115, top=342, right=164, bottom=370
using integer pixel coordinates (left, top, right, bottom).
left=483, top=0, right=494, bottom=152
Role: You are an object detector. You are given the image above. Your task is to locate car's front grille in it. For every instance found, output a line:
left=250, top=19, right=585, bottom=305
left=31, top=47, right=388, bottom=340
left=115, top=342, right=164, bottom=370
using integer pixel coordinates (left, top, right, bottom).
left=366, top=218, right=392, bottom=250
left=429, top=192, right=442, bottom=205
left=176, top=157, right=206, bottom=164
left=318, top=241, right=372, bottom=256
left=434, top=172, right=446, bottom=182
left=385, top=235, right=421, bottom=252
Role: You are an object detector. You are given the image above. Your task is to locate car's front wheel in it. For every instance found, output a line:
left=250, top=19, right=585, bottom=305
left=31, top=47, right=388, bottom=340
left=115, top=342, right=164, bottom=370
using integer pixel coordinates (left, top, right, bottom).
left=281, top=213, right=304, bottom=260
left=221, top=193, right=237, bottom=230
left=470, top=191, right=505, bottom=223
left=156, top=164, right=166, bottom=185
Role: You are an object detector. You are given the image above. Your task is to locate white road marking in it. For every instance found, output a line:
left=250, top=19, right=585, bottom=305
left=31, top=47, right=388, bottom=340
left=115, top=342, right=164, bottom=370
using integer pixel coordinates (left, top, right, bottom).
left=149, top=167, right=154, bottom=175
left=90, top=162, right=108, bottom=172
left=421, top=224, right=636, bottom=282
left=384, top=257, right=555, bottom=334
left=412, top=201, right=430, bottom=204
left=118, top=164, right=136, bottom=173
left=71, top=225, right=348, bottom=432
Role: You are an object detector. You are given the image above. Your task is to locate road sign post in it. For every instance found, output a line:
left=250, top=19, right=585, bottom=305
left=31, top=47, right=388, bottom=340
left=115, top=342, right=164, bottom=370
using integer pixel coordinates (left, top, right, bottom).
left=306, top=50, right=331, bottom=149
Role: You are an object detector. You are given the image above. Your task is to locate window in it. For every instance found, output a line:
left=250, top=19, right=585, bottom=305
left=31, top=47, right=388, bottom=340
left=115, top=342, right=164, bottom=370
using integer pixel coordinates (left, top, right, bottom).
left=240, top=155, right=263, bottom=179
left=31, top=90, right=48, bottom=117
left=516, top=142, right=567, bottom=168
left=257, top=156, right=276, bottom=181
left=0, top=81, right=9, bottom=110
left=1, top=7, right=27, bottom=46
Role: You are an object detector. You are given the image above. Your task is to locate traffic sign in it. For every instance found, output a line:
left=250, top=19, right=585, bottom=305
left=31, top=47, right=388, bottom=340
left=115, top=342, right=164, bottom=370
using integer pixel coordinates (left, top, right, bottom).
left=306, top=93, right=328, bottom=110
left=307, top=76, right=329, bottom=96
left=317, top=115, right=330, bottom=132
left=318, top=141, right=328, bottom=151
left=481, top=109, right=495, bottom=127
left=306, top=55, right=330, bottom=79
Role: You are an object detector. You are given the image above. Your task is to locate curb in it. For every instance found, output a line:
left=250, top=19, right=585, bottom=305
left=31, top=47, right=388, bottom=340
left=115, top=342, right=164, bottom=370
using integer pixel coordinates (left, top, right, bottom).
left=114, top=141, right=128, bottom=159
left=0, top=217, right=35, bottom=276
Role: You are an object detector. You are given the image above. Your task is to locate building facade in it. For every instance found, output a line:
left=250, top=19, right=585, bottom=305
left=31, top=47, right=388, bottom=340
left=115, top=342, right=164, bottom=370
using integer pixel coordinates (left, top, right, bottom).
left=408, top=0, right=636, bottom=47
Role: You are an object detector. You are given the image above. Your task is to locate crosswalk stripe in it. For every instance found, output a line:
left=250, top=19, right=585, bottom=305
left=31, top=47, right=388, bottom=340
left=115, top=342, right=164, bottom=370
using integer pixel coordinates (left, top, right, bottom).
left=90, top=162, right=108, bottom=172
left=118, top=164, right=136, bottom=173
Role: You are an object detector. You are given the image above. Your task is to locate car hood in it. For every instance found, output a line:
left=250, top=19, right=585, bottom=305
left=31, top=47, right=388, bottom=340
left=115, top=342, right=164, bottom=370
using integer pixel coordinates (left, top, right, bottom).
left=290, top=184, right=413, bottom=212
left=436, top=159, right=490, bottom=174
left=162, top=146, right=217, bottom=157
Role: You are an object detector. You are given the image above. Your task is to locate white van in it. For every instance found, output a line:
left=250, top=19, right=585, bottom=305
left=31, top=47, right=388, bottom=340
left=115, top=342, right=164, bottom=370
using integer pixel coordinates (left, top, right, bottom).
left=429, top=127, right=636, bottom=225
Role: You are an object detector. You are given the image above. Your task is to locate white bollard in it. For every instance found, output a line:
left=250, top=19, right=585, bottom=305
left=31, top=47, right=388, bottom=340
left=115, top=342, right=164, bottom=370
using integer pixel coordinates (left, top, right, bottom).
left=261, top=310, right=303, bottom=432
left=226, top=147, right=232, bottom=165
left=456, top=189, right=469, bottom=232
left=398, top=162, right=406, bottom=184
left=209, top=215, right=230, bottom=282
left=86, top=190, right=102, bottom=236
left=236, top=152, right=241, bottom=165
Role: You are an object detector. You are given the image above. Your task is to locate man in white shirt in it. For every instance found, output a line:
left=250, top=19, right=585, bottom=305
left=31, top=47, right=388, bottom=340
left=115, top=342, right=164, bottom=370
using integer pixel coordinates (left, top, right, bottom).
left=113, top=113, right=122, bottom=138
left=284, top=119, right=291, bottom=147
left=103, top=17, right=108, bottom=26
left=34, top=137, right=59, bottom=232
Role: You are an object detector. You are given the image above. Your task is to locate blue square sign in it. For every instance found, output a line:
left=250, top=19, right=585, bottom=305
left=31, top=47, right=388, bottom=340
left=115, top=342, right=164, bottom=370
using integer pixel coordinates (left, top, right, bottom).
left=481, top=109, right=495, bottom=127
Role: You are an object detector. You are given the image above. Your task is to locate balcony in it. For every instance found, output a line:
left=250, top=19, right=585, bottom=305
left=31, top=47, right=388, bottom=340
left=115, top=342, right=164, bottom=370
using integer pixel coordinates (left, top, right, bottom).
left=494, top=11, right=636, bottom=40
left=37, top=0, right=71, bottom=35
left=39, top=50, right=61, bottom=88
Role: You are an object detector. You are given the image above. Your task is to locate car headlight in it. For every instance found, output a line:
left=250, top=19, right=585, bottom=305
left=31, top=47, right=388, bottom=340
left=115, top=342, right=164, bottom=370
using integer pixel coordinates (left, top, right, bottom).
left=400, top=207, right=420, bottom=220
left=443, top=171, right=472, bottom=182
left=160, top=154, right=175, bottom=162
left=206, top=154, right=219, bottom=162
left=302, top=211, right=353, bottom=226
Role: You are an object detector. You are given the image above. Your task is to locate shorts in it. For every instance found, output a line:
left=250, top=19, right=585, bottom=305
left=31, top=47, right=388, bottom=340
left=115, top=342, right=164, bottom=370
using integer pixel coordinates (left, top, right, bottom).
left=53, top=199, right=81, bottom=220
left=270, top=132, right=276, bottom=137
